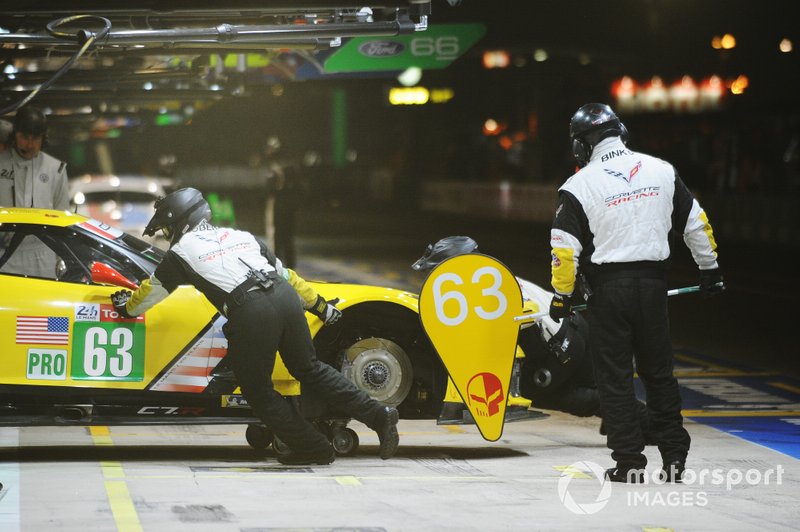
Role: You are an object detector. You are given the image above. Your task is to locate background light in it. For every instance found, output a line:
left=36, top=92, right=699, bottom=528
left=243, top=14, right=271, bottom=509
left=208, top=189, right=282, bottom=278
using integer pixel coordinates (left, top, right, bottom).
left=482, top=50, right=510, bottom=69
left=721, top=34, right=736, bottom=50
left=397, top=67, right=423, bottom=87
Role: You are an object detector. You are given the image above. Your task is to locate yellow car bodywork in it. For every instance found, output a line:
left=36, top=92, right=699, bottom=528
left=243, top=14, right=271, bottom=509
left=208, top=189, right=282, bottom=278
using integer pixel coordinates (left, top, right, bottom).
left=0, top=207, right=531, bottom=435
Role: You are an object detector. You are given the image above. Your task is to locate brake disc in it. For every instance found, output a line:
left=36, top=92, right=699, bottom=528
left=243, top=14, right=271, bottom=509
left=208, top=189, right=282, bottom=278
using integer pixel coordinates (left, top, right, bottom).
left=342, top=337, right=412, bottom=406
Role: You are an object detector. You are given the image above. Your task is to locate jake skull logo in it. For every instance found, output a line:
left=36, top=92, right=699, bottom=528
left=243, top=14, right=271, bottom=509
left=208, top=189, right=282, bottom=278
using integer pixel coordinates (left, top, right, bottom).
left=466, top=372, right=504, bottom=417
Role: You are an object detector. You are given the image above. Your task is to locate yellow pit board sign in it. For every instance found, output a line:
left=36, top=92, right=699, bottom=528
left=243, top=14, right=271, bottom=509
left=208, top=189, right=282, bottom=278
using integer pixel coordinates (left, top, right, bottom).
left=419, top=254, right=527, bottom=441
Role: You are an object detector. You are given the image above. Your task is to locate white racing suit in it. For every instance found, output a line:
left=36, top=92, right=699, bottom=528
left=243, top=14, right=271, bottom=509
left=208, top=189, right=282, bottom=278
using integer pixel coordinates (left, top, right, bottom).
left=0, top=149, right=69, bottom=279
left=550, top=136, right=720, bottom=469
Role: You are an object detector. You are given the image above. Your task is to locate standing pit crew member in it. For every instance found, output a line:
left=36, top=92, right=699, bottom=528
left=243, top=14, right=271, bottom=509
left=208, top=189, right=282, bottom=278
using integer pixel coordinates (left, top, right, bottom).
left=0, top=107, right=69, bottom=278
left=0, top=107, right=68, bottom=209
left=549, top=103, right=725, bottom=483
left=112, top=187, right=400, bottom=465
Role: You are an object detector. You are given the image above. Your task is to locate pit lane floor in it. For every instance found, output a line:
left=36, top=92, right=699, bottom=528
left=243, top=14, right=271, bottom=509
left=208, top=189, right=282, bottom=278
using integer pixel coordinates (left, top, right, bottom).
left=1, top=254, right=798, bottom=531
left=0, top=383, right=798, bottom=531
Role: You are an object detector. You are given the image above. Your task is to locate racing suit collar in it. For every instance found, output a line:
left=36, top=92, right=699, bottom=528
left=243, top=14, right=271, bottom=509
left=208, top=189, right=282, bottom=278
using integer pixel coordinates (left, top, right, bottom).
left=588, top=136, right=627, bottom=165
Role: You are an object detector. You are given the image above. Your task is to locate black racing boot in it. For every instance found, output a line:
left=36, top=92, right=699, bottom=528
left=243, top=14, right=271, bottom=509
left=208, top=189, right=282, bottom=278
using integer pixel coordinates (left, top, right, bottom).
left=277, top=445, right=336, bottom=466
left=605, top=466, right=646, bottom=483
left=373, top=406, right=400, bottom=460
left=658, top=460, right=685, bottom=483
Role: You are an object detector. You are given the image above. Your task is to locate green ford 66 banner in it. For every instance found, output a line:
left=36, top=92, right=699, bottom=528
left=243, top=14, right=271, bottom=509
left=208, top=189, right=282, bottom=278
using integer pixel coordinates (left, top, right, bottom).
left=324, top=24, right=485, bottom=73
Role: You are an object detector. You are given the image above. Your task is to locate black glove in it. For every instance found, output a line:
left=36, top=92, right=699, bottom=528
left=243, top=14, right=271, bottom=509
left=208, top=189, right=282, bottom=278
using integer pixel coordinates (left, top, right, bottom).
left=111, top=290, right=134, bottom=318
left=699, top=268, right=725, bottom=298
left=549, top=293, right=572, bottom=321
left=309, top=295, right=342, bottom=325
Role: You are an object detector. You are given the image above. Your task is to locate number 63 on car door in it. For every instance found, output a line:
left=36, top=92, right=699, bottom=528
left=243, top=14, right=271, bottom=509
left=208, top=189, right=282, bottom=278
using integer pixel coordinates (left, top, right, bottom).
left=418, top=253, right=526, bottom=441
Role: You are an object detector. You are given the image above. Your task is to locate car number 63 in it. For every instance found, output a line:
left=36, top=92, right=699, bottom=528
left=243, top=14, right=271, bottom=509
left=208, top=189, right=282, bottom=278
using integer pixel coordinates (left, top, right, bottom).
left=432, top=266, right=508, bottom=326
left=83, top=326, right=135, bottom=377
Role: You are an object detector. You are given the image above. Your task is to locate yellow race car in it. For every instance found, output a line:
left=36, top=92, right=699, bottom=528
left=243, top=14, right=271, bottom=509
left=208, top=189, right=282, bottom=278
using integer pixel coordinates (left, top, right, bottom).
left=0, top=207, right=536, bottom=455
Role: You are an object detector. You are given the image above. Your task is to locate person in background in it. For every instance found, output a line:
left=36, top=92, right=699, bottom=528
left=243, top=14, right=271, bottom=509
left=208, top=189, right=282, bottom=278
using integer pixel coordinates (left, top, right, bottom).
left=549, top=103, right=725, bottom=483
left=112, top=187, right=400, bottom=465
left=0, top=107, right=69, bottom=278
left=0, top=107, right=68, bottom=209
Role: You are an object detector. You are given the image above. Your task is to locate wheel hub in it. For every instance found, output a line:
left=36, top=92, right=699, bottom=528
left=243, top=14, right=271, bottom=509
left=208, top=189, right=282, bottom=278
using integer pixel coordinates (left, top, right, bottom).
left=342, top=337, right=413, bottom=406
left=362, top=361, right=390, bottom=390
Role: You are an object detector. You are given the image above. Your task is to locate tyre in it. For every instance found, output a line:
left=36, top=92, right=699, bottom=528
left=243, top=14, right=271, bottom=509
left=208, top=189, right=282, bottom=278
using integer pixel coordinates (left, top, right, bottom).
left=331, top=427, right=359, bottom=456
left=245, top=424, right=273, bottom=450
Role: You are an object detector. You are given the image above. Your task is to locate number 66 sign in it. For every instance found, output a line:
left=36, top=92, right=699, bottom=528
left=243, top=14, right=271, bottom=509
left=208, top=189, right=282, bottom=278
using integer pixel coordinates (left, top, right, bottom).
left=418, top=253, right=527, bottom=441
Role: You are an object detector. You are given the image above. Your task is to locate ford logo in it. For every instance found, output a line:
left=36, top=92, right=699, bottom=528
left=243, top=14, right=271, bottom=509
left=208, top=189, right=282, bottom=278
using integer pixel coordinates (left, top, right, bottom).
left=358, top=40, right=405, bottom=57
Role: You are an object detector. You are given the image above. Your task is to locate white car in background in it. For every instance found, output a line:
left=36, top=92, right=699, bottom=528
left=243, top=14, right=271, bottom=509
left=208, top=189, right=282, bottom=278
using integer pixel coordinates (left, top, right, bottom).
left=69, top=174, right=174, bottom=248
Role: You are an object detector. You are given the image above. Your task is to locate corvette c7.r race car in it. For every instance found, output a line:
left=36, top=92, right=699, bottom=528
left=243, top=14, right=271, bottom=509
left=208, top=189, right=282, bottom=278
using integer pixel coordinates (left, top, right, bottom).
left=0, top=207, right=539, bottom=456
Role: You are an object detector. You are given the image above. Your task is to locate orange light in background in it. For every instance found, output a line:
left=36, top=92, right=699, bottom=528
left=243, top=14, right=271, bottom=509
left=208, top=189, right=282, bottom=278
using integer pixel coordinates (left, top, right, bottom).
left=643, top=76, right=669, bottom=111
left=527, top=112, right=538, bottom=139
left=700, top=75, right=725, bottom=109
left=498, top=135, right=513, bottom=150
left=721, top=33, right=736, bottom=50
left=779, top=38, right=793, bottom=53
left=730, top=75, right=749, bottom=95
left=611, top=75, right=639, bottom=112
left=669, top=76, right=700, bottom=112
left=711, top=36, right=722, bottom=49
left=483, top=118, right=506, bottom=136
left=611, top=76, right=638, bottom=98
left=612, top=75, right=726, bottom=113
left=482, top=50, right=510, bottom=69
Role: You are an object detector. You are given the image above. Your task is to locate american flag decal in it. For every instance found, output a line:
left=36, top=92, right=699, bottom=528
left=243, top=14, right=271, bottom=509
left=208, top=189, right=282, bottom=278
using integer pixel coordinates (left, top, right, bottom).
left=16, top=316, right=70, bottom=345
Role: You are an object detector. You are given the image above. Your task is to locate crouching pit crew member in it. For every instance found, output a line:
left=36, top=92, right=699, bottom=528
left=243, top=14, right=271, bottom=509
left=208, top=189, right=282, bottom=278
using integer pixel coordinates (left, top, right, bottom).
left=111, top=187, right=399, bottom=465
left=549, top=103, right=724, bottom=483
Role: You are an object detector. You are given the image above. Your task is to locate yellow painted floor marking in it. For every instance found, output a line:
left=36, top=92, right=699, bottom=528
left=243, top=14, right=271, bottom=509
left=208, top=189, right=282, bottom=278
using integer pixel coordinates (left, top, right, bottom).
left=89, top=426, right=113, bottom=446
left=552, top=465, right=592, bottom=479
left=104, top=481, right=144, bottom=532
left=442, top=425, right=466, bottom=434
left=683, top=410, right=800, bottom=417
left=90, top=427, right=143, bottom=532
left=334, top=476, right=362, bottom=486
left=101, top=462, right=126, bottom=479
left=769, top=382, right=800, bottom=395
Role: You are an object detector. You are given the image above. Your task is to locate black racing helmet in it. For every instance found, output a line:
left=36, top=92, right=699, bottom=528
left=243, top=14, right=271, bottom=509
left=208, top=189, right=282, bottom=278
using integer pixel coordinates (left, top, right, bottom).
left=569, top=103, right=628, bottom=167
left=13, top=106, right=47, bottom=137
left=412, top=235, right=478, bottom=272
left=143, top=187, right=211, bottom=245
